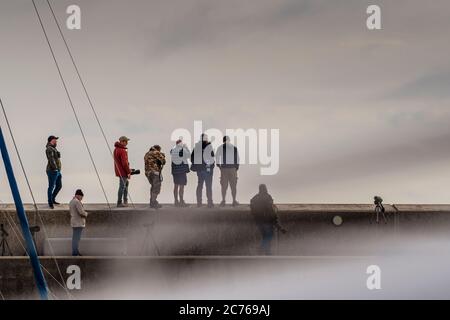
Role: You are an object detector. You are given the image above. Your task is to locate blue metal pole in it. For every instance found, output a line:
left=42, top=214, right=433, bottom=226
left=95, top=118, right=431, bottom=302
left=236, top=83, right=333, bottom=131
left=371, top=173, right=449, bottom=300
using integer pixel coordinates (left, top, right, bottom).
left=0, top=125, right=48, bottom=300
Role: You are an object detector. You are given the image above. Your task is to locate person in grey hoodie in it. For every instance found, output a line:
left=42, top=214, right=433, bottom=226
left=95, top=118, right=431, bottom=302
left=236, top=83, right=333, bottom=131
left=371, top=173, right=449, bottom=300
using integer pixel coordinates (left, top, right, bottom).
left=69, top=189, right=88, bottom=256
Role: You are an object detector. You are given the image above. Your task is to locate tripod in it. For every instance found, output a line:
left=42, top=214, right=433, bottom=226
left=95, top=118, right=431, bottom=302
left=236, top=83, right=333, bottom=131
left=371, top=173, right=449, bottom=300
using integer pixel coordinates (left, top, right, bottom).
left=0, top=224, right=12, bottom=256
left=141, top=221, right=161, bottom=256
left=371, top=204, right=388, bottom=224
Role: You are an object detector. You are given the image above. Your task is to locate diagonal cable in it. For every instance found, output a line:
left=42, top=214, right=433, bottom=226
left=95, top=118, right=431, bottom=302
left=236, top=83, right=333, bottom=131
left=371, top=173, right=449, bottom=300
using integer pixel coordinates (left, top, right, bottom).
left=46, top=0, right=136, bottom=209
left=31, top=0, right=111, bottom=211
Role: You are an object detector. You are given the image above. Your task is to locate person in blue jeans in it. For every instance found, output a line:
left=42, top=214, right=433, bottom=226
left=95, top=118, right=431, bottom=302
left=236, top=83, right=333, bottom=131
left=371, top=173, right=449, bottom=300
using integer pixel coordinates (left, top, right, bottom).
left=250, top=184, right=287, bottom=255
left=259, top=224, right=275, bottom=255
left=196, top=169, right=213, bottom=207
left=46, top=136, right=62, bottom=209
left=72, top=227, right=83, bottom=256
left=190, top=134, right=215, bottom=208
left=69, top=189, right=88, bottom=256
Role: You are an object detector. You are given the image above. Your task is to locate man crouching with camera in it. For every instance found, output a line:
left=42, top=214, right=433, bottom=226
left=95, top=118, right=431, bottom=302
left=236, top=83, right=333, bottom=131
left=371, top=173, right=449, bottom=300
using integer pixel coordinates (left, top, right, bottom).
left=145, top=145, right=166, bottom=209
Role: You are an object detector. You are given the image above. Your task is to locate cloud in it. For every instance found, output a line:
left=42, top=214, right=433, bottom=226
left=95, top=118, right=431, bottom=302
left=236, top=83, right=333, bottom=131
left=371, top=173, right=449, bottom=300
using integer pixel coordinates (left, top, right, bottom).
left=145, top=0, right=317, bottom=56
left=385, top=70, right=450, bottom=100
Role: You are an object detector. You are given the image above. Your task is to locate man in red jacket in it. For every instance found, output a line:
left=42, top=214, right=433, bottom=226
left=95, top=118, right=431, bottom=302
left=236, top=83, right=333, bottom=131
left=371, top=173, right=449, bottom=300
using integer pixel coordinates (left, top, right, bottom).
left=114, top=136, right=132, bottom=207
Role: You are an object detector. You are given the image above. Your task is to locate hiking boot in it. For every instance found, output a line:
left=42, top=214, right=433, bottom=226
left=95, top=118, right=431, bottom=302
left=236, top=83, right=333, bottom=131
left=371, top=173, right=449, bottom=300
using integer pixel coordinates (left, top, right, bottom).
left=117, top=203, right=126, bottom=208
left=150, top=202, right=162, bottom=209
left=180, top=201, right=189, bottom=208
left=207, top=203, right=214, bottom=209
left=49, top=204, right=54, bottom=210
left=174, top=200, right=180, bottom=207
left=232, top=201, right=239, bottom=207
left=219, top=200, right=226, bottom=207
left=53, top=201, right=61, bottom=205
left=197, top=203, right=203, bottom=208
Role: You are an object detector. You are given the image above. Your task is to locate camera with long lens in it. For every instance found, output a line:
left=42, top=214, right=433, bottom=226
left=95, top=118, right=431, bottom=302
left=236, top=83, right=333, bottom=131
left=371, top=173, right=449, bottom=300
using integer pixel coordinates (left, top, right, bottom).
left=131, top=169, right=141, bottom=176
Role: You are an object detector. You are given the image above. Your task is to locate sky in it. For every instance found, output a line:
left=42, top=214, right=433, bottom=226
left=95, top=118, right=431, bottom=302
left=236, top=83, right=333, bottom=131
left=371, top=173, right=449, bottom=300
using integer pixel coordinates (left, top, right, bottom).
left=1, top=0, right=450, bottom=204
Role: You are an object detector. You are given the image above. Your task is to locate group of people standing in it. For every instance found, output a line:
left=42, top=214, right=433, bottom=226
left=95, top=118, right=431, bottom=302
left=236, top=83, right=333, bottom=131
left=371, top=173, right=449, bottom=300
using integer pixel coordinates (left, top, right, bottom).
left=45, top=133, right=240, bottom=209
left=45, top=134, right=284, bottom=256
left=113, top=133, right=240, bottom=209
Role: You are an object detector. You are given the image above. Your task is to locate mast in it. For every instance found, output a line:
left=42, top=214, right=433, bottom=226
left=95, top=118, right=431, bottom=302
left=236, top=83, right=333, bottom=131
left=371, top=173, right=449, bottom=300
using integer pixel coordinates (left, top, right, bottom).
left=0, top=120, right=48, bottom=300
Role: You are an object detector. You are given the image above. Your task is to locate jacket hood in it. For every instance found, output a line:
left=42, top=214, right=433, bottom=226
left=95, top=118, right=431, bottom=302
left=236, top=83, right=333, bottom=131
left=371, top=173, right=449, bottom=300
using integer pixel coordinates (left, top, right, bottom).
left=115, top=141, right=127, bottom=149
left=259, top=184, right=268, bottom=195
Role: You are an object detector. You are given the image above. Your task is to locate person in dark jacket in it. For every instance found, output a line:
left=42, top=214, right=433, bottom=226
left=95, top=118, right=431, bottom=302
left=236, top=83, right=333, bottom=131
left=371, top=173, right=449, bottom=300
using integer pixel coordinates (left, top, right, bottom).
left=170, top=139, right=190, bottom=207
left=46, top=135, right=62, bottom=209
left=114, top=136, right=132, bottom=207
left=250, top=184, right=286, bottom=255
left=216, top=136, right=240, bottom=207
left=191, top=133, right=215, bottom=208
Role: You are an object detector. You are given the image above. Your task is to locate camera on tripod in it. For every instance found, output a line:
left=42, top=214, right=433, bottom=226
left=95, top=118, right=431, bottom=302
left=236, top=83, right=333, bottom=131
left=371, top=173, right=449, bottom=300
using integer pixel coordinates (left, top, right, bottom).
left=372, top=195, right=387, bottom=224
left=130, top=169, right=141, bottom=176
left=1, top=224, right=9, bottom=238
left=1, top=223, right=12, bottom=256
left=374, top=196, right=383, bottom=206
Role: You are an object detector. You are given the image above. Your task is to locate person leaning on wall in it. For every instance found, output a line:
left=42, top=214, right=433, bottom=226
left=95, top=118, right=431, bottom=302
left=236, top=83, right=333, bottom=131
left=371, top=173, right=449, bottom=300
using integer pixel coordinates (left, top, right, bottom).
left=250, top=184, right=287, bottom=255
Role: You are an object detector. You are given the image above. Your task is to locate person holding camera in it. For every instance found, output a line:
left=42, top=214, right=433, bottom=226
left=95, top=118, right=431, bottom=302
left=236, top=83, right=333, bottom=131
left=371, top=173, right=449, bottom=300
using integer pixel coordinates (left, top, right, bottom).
left=69, top=189, right=88, bottom=256
left=250, top=184, right=287, bottom=255
left=46, top=135, right=62, bottom=209
left=170, top=139, right=191, bottom=207
left=145, top=145, right=166, bottom=209
left=191, top=133, right=215, bottom=208
left=114, top=136, right=132, bottom=207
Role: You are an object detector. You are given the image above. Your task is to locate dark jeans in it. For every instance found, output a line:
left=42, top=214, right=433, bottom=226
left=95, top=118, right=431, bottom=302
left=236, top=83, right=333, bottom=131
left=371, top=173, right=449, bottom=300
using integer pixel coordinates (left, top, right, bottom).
left=47, top=170, right=62, bottom=205
left=72, top=227, right=83, bottom=256
left=258, top=224, right=274, bottom=255
left=147, top=172, right=162, bottom=203
left=117, top=177, right=129, bottom=204
left=196, top=170, right=213, bottom=204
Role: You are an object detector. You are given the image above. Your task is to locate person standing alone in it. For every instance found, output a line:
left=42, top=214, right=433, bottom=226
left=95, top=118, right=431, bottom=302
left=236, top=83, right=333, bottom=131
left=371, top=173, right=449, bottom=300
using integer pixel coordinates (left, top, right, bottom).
left=46, top=135, right=62, bottom=209
left=114, top=136, right=132, bottom=207
left=69, top=189, right=88, bottom=256
left=250, top=184, right=286, bottom=255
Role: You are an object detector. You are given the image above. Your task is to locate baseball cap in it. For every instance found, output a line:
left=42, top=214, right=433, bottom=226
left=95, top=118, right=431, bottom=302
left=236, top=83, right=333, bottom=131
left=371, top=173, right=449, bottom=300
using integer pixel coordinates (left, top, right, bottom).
left=48, top=135, right=59, bottom=143
left=119, top=136, right=130, bottom=142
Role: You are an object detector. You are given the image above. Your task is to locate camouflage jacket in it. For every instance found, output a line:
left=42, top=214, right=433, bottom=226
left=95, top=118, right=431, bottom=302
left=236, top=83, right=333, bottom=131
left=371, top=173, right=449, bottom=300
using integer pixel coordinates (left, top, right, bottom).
left=46, top=143, right=62, bottom=172
left=144, top=148, right=166, bottom=175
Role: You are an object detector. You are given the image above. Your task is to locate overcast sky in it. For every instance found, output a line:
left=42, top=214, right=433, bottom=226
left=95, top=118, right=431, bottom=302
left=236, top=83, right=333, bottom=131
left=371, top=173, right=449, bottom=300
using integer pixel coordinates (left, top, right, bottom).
left=1, top=0, right=450, bottom=204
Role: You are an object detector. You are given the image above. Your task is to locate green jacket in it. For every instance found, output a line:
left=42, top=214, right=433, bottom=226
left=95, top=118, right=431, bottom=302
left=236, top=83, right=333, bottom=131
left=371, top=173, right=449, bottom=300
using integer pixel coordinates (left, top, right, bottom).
left=46, top=143, right=61, bottom=172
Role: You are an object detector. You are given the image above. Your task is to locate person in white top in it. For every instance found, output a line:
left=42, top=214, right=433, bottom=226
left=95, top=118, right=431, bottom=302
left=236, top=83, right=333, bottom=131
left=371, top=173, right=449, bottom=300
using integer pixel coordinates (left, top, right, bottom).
left=69, top=189, right=88, bottom=256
